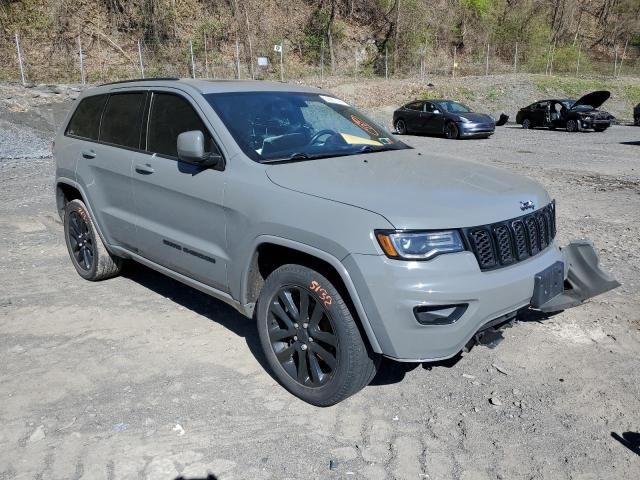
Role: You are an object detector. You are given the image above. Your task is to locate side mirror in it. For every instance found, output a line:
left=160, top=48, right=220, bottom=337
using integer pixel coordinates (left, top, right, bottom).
left=177, top=130, right=222, bottom=168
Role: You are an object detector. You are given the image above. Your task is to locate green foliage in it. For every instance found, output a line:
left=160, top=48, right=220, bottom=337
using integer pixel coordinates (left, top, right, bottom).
left=534, top=77, right=612, bottom=98
left=461, top=0, right=492, bottom=17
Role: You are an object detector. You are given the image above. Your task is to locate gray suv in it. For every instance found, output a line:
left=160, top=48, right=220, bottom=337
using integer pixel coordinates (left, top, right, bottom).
left=54, top=79, right=619, bottom=406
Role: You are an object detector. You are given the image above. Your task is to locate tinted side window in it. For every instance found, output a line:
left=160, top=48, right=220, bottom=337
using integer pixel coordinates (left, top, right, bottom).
left=66, top=95, right=107, bottom=140
left=424, top=102, right=435, bottom=113
left=406, top=101, right=423, bottom=111
left=147, top=93, right=214, bottom=158
left=100, top=93, right=146, bottom=149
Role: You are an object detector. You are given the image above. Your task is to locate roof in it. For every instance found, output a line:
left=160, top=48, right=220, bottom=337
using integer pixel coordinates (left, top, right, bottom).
left=87, top=78, right=325, bottom=96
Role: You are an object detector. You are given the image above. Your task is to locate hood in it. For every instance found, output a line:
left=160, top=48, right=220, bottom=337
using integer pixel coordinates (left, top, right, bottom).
left=572, top=90, right=610, bottom=109
left=455, top=112, right=494, bottom=124
left=265, top=149, right=550, bottom=229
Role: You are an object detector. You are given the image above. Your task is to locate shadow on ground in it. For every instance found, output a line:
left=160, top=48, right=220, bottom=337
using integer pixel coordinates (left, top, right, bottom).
left=175, top=475, right=219, bottom=480
left=121, top=264, right=566, bottom=390
left=620, top=141, right=640, bottom=146
left=611, top=431, right=640, bottom=457
left=122, top=262, right=269, bottom=374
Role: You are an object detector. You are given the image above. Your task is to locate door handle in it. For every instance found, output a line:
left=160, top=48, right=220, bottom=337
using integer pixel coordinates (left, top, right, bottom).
left=81, top=150, right=96, bottom=159
left=135, top=163, right=155, bottom=175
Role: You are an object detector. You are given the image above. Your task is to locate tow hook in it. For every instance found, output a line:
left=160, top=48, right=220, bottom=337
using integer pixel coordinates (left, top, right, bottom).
left=538, top=240, right=620, bottom=312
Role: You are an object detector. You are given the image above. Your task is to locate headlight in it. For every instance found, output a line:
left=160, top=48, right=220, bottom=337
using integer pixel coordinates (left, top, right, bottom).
left=375, top=230, right=465, bottom=260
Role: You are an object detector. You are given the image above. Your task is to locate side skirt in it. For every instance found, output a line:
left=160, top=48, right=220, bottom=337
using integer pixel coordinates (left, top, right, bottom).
left=111, top=246, right=250, bottom=318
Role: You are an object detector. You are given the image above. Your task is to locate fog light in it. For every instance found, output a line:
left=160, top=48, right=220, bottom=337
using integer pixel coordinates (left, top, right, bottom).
left=413, top=304, right=468, bottom=325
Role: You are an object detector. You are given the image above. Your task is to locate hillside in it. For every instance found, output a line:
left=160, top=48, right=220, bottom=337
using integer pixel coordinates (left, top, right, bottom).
left=1, top=1, right=639, bottom=83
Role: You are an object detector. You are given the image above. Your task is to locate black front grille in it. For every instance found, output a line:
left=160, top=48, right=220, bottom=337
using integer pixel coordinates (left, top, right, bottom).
left=464, top=201, right=556, bottom=271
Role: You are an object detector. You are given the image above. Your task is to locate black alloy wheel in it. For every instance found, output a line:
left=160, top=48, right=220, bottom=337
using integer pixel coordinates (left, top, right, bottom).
left=445, top=122, right=459, bottom=139
left=267, top=286, right=338, bottom=387
left=395, top=119, right=407, bottom=135
left=566, top=119, right=578, bottom=132
left=63, top=199, right=122, bottom=281
left=522, top=118, right=532, bottom=129
left=68, top=210, right=95, bottom=271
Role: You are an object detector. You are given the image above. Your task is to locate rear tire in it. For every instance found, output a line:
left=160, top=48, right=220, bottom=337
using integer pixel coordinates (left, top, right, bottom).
left=395, top=119, right=408, bottom=135
left=445, top=122, right=459, bottom=139
left=256, top=264, right=378, bottom=406
left=521, top=118, right=532, bottom=129
left=63, top=199, right=122, bottom=281
left=566, top=119, right=578, bottom=132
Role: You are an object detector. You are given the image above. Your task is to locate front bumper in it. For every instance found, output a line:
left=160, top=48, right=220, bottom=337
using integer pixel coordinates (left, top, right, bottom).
left=458, top=122, right=495, bottom=137
left=344, top=241, right=618, bottom=362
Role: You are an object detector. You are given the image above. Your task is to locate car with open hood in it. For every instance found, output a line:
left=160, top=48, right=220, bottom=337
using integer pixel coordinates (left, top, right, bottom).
left=393, top=99, right=496, bottom=139
left=516, top=90, right=613, bottom=132
left=54, top=79, right=619, bottom=406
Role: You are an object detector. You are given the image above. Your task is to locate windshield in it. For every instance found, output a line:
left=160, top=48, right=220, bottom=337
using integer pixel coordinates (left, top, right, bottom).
left=435, top=101, right=471, bottom=113
left=205, top=92, right=408, bottom=162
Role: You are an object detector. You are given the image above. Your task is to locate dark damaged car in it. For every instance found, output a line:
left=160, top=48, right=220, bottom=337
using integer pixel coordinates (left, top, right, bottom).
left=393, top=100, right=495, bottom=139
left=516, top=90, right=613, bottom=132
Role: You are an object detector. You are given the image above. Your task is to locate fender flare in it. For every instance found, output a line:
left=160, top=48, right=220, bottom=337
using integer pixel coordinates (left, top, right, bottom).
left=240, top=235, right=383, bottom=353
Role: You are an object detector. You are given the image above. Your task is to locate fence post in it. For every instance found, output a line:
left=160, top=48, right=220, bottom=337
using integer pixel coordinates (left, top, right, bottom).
left=354, top=49, right=357, bottom=79
left=485, top=43, right=490, bottom=75
left=452, top=46, right=457, bottom=78
left=575, top=43, right=581, bottom=77
left=514, top=41, right=518, bottom=73
left=385, top=45, right=389, bottom=80
left=15, top=32, right=26, bottom=86
left=78, top=37, right=85, bottom=85
left=613, top=45, right=618, bottom=77
left=235, top=37, right=241, bottom=79
left=279, top=40, right=284, bottom=82
left=617, top=39, right=628, bottom=77
left=189, top=41, right=196, bottom=79
left=204, top=33, right=209, bottom=79
left=137, top=39, right=145, bottom=79
left=320, top=37, right=324, bottom=86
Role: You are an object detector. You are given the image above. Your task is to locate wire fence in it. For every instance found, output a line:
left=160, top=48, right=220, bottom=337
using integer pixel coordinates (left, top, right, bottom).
left=3, top=32, right=640, bottom=86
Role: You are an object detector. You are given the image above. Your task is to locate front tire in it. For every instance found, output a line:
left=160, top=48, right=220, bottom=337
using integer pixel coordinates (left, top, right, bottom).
left=566, top=119, right=579, bottom=132
left=63, top=199, right=122, bottom=281
left=256, top=264, right=378, bottom=406
left=445, top=122, right=459, bottom=139
left=521, top=118, right=532, bottom=129
left=395, top=119, right=408, bottom=135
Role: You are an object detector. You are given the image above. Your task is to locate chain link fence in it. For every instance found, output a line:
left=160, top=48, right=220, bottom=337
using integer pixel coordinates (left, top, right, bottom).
left=3, top=31, right=640, bottom=86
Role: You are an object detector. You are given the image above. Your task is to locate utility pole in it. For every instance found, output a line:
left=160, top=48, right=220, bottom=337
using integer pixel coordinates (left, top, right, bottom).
left=514, top=41, right=518, bottom=73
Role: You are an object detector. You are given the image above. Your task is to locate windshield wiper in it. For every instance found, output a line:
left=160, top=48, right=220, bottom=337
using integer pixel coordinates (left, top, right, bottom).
left=260, top=152, right=339, bottom=164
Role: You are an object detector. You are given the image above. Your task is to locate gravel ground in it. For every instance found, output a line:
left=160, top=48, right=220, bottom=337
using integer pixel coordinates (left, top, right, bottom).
left=1, top=94, right=639, bottom=479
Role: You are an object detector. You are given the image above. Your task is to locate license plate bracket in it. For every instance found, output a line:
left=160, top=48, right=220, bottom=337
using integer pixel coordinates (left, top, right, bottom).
left=531, top=261, right=564, bottom=308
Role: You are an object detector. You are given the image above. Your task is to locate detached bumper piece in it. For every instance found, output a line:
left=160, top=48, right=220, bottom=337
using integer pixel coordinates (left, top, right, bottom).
left=538, top=240, right=620, bottom=312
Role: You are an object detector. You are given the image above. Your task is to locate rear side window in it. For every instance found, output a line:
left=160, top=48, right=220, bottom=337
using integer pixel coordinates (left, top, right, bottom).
left=100, top=93, right=146, bottom=149
left=147, top=93, right=212, bottom=158
left=66, top=95, right=107, bottom=140
left=405, top=101, right=423, bottom=111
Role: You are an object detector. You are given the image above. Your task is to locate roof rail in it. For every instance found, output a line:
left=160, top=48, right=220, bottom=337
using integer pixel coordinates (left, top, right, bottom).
left=99, top=77, right=180, bottom=87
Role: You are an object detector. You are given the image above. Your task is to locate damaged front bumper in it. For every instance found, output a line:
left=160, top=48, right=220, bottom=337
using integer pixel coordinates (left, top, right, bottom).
left=536, top=240, right=620, bottom=312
